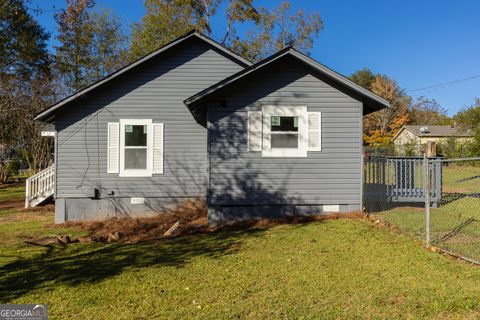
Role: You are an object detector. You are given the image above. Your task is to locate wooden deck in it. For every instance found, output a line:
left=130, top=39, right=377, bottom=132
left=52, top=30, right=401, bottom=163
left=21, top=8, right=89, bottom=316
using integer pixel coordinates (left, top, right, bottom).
left=363, top=156, right=442, bottom=209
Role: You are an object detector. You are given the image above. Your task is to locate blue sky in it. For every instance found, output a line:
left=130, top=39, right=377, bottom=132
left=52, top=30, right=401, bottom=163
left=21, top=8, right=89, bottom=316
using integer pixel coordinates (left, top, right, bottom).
left=29, top=0, right=480, bottom=115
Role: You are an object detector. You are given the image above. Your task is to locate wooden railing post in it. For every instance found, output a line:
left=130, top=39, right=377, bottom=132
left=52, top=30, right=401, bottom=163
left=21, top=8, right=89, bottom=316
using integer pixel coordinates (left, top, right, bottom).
left=25, top=178, right=30, bottom=208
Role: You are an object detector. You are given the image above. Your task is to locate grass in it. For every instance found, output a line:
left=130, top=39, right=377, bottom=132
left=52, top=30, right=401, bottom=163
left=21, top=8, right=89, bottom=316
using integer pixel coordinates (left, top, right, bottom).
left=0, top=183, right=25, bottom=202
left=377, top=164, right=480, bottom=261
left=2, top=206, right=480, bottom=318
left=442, top=164, right=480, bottom=194
left=379, top=197, right=480, bottom=261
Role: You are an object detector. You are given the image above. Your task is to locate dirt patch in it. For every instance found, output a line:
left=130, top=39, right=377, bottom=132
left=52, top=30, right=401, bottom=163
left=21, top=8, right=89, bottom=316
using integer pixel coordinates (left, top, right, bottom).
left=24, top=204, right=55, bottom=213
left=0, top=199, right=24, bottom=210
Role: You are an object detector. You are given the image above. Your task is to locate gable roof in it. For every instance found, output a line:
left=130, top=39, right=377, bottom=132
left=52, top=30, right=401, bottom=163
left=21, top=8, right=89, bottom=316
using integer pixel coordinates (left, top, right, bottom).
left=393, top=125, right=473, bottom=141
left=35, top=30, right=252, bottom=122
left=184, top=47, right=390, bottom=114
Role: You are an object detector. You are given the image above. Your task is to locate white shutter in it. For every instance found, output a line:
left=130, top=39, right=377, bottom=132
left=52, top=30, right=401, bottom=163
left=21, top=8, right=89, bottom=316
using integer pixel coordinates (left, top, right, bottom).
left=152, top=123, right=164, bottom=174
left=308, top=112, right=322, bottom=151
left=107, top=122, right=120, bottom=173
left=248, top=111, right=263, bottom=151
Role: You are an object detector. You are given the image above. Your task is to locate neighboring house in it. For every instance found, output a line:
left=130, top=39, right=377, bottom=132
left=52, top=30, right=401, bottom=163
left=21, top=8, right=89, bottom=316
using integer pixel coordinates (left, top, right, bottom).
left=30, top=30, right=389, bottom=224
left=392, top=125, right=473, bottom=155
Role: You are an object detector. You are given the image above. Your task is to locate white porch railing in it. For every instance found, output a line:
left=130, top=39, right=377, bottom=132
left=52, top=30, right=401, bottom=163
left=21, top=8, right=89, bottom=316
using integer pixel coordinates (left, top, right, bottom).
left=25, top=164, right=55, bottom=208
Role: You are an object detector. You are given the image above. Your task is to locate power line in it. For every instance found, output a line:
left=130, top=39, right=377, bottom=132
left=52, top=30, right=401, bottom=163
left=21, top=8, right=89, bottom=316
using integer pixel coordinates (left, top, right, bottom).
left=407, top=74, right=480, bottom=93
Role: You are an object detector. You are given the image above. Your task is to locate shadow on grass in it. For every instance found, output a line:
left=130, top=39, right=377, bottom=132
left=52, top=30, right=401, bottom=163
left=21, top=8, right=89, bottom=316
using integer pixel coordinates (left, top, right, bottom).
left=0, top=214, right=341, bottom=302
left=438, top=193, right=468, bottom=207
left=0, top=227, right=266, bottom=302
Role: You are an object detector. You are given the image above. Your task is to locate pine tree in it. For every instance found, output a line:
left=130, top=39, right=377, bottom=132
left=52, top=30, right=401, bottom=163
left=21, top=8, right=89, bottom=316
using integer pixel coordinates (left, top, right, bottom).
left=54, top=0, right=95, bottom=92
left=0, top=0, right=50, bottom=82
left=0, top=0, right=53, bottom=179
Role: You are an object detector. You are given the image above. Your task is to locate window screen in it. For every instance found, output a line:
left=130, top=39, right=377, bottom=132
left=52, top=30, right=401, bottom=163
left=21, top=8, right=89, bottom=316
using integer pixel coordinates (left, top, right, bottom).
left=124, top=125, right=147, bottom=169
left=270, top=116, right=299, bottom=149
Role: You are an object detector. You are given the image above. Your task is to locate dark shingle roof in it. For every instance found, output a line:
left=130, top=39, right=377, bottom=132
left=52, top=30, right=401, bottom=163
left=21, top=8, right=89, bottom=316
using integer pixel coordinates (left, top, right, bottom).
left=184, top=48, right=390, bottom=115
left=35, top=30, right=251, bottom=122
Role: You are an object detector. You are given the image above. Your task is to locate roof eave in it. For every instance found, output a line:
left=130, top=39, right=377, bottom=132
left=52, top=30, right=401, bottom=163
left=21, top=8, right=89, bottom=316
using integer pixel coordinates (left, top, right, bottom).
left=184, top=47, right=292, bottom=107
left=289, top=50, right=390, bottom=109
left=419, top=134, right=473, bottom=138
left=35, top=31, right=252, bottom=122
left=391, top=126, right=407, bottom=141
left=185, top=48, right=391, bottom=112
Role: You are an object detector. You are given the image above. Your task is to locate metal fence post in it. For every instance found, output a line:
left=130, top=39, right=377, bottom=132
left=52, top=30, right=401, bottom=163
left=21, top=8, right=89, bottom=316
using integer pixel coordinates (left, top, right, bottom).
left=424, top=153, right=430, bottom=247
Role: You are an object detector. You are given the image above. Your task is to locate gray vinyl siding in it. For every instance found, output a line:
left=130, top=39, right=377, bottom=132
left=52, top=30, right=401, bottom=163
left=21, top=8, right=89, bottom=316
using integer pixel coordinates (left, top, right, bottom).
left=207, top=56, right=363, bottom=207
left=55, top=37, right=244, bottom=200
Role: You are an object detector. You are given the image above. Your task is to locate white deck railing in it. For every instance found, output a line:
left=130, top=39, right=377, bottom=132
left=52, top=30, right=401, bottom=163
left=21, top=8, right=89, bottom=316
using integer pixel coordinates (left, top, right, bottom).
left=25, top=164, right=55, bottom=208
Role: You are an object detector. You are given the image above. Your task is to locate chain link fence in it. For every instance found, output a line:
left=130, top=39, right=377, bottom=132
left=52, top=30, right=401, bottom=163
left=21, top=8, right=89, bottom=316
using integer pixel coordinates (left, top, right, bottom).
left=364, top=155, right=480, bottom=264
left=429, top=158, right=480, bottom=261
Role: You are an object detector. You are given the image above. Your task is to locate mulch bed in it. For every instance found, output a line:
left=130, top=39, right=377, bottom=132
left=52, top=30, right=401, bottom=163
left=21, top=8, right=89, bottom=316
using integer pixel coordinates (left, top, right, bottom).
left=21, top=196, right=368, bottom=246
left=50, top=199, right=210, bottom=244
left=46, top=208, right=367, bottom=245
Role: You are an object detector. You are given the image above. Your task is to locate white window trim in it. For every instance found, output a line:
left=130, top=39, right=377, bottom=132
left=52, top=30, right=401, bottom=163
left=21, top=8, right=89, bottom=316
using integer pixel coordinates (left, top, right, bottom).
left=262, top=105, right=308, bottom=158
left=119, top=119, right=153, bottom=177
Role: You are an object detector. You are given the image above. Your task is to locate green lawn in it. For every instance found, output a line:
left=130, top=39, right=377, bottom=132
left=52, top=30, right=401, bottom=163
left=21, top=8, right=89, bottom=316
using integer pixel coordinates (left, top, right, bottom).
left=0, top=183, right=25, bottom=202
left=378, top=197, right=480, bottom=236
left=2, top=208, right=480, bottom=318
left=378, top=197, right=480, bottom=261
left=442, top=164, right=480, bottom=194
left=375, top=164, right=480, bottom=262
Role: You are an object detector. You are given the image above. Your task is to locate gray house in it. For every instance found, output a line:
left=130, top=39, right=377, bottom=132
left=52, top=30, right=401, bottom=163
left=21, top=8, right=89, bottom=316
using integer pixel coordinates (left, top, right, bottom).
left=29, top=30, right=389, bottom=224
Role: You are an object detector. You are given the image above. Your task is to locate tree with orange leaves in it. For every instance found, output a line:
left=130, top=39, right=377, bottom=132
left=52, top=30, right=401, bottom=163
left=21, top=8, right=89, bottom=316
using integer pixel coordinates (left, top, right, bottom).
left=350, top=69, right=410, bottom=147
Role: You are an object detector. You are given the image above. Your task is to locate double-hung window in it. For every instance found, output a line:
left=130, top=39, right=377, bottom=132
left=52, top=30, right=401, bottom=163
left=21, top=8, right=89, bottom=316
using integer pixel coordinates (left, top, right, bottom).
left=119, top=119, right=153, bottom=177
left=262, top=106, right=308, bottom=157
left=248, top=105, right=321, bottom=157
left=107, top=119, right=164, bottom=177
left=270, top=116, right=299, bottom=149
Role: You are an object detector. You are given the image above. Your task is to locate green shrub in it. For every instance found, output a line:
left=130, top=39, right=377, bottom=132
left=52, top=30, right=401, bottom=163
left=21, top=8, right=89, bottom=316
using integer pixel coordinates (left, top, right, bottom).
left=1, top=160, right=21, bottom=183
